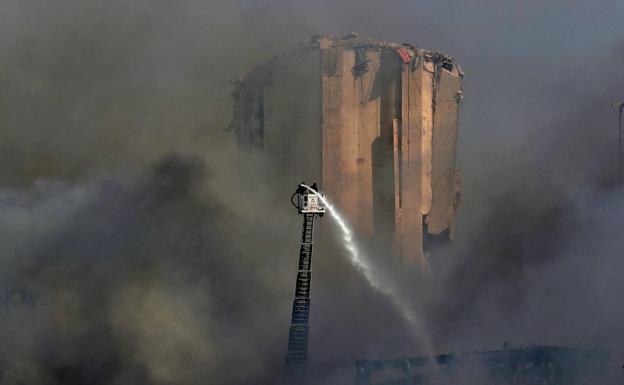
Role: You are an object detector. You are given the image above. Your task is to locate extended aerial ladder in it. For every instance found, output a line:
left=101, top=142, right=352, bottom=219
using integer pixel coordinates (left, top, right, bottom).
left=286, top=183, right=325, bottom=383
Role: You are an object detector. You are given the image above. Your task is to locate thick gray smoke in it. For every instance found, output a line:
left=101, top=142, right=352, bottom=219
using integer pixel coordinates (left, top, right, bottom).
left=0, top=154, right=295, bottom=384
left=1, top=0, right=624, bottom=384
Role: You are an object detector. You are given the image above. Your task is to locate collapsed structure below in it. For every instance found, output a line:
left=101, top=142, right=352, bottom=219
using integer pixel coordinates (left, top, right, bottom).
left=355, top=345, right=614, bottom=385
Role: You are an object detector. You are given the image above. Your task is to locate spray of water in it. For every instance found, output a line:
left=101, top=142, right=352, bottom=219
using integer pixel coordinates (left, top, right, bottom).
left=300, top=185, right=437, bottom=363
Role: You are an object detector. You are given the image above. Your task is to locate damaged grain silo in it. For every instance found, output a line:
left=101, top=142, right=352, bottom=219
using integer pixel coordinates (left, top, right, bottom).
left=231, top=34, right=463, bottom=266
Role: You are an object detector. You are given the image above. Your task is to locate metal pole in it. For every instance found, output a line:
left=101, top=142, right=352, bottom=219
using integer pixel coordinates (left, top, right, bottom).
left=612, top=102, right=624, bottom=186
left=619, top=105, right=623, bottom=186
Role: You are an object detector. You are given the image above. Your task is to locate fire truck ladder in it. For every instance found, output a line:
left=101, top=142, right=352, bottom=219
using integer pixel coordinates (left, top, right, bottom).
left=285, top=212, right=316, bottom=381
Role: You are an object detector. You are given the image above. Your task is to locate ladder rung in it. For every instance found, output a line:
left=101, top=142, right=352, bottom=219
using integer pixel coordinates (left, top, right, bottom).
left=287, top=213, right=318, bottom=375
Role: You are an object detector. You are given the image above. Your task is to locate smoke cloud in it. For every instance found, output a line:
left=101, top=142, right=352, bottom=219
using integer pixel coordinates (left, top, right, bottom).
left=1, top=0, right=624, bottom=384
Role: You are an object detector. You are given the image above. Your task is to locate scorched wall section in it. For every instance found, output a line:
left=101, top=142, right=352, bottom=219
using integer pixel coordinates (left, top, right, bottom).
left=231, top=34, right=463, bottom=267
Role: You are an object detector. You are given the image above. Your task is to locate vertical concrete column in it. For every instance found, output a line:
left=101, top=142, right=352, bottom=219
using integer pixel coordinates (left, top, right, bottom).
left=428, top=65, right=463, bottom=235
left=399, top=60, right=430, bottom=266
left=392, top=118, right=402, bottom=257
left=375, top=51, right=402, bottom=251
left=321, top=47, right=359, bottom=225
left=420, top=61, right=435, bottom=216
left=355, top=51, right=381, bottom=237
left=321, top=47, right=381, bottom=237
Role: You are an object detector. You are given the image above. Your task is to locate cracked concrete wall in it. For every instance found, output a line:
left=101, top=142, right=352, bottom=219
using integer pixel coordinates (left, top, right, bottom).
left=428, top=66, right=462, bottom=236
left=232, top=34, right=463, bottom=267
left=320, top=39, right=381, bottom=237
left=262, top=46, right=322, bottom=192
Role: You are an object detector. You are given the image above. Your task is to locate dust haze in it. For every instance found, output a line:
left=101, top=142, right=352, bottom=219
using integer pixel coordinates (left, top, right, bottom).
left=0, top=0, right=623, bottom=384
